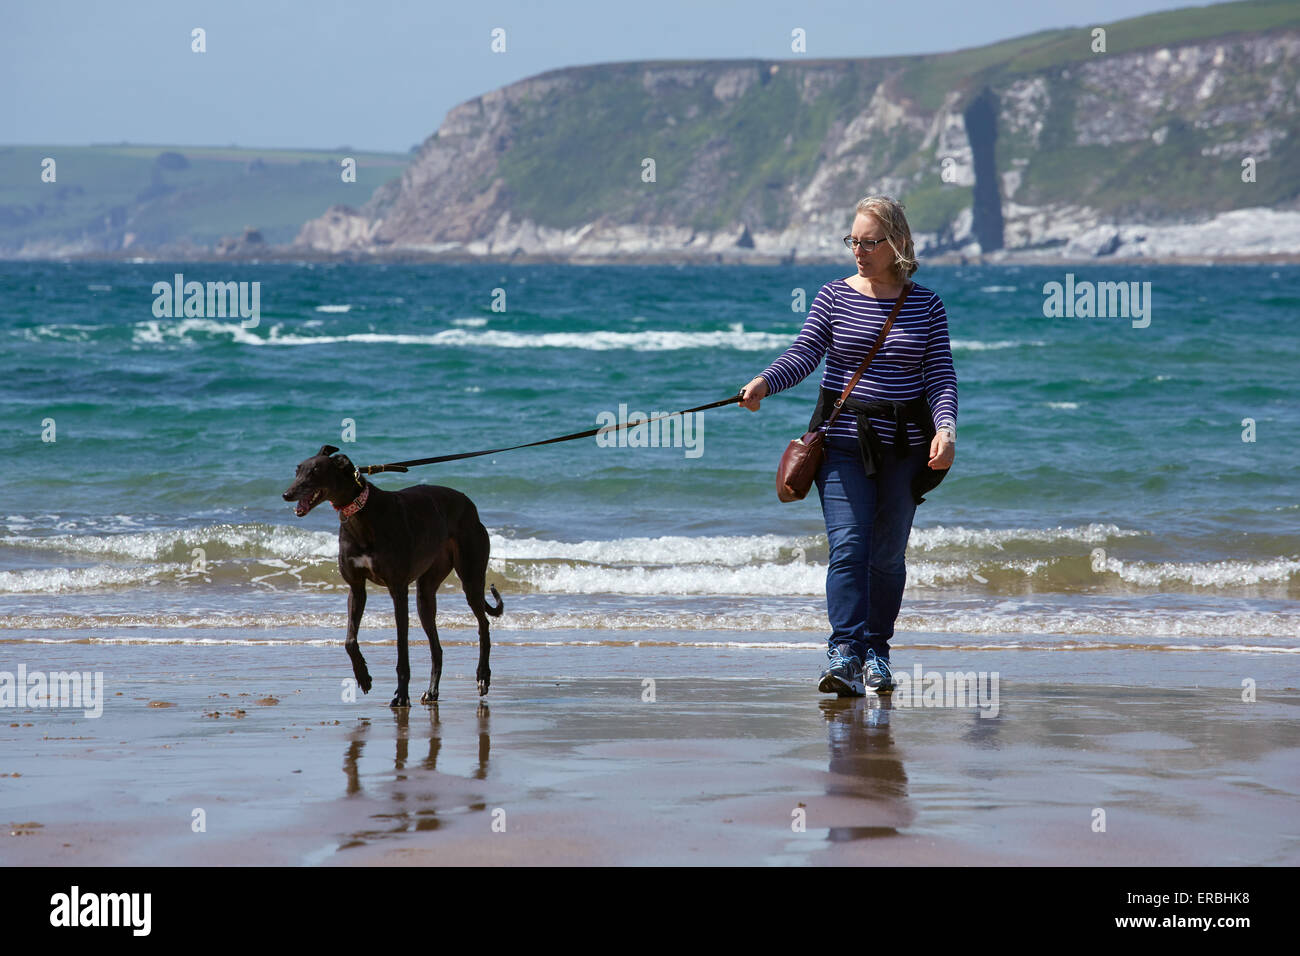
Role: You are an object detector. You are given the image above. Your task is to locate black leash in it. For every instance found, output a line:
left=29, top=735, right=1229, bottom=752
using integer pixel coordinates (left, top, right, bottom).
left=358, top=391, right=745, bottom=475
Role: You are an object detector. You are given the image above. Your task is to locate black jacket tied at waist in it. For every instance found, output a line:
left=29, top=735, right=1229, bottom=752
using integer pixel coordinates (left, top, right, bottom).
left=807, top=387, right=950, bottom=505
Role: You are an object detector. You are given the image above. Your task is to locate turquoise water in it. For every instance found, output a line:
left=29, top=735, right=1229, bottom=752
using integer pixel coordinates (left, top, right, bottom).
left=2, top=261, right=1297, bottom=647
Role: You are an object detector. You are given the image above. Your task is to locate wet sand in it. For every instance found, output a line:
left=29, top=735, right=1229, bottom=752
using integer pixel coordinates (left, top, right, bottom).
left=2, top=634, right=1298, bottom=866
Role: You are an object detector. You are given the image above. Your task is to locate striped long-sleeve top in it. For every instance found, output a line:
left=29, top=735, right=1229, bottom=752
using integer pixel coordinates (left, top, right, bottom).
left=759, top=278, right=958, bottom=446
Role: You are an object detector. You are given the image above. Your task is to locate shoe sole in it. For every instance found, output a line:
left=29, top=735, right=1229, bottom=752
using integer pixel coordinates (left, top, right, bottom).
left=818, top=672, right=866, bottom=697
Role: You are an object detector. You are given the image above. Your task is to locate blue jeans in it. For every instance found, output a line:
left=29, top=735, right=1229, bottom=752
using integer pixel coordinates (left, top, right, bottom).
left=815, top=436, right=927, bottom=662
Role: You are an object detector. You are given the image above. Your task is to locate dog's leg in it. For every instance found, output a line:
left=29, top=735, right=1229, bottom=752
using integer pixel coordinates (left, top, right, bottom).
left=455, top=526, right=495, bottom=697
left=471, top=597, right=491, bottom=697
left=346, top=581, right=372, bottom=694
left=415, top=573, right=443, bottom=704
left=390, top=584, right=411, bottom=708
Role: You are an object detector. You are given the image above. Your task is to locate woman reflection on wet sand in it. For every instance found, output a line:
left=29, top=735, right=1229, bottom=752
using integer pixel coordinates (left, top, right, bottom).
left=819, top=696, right=914, bottom=841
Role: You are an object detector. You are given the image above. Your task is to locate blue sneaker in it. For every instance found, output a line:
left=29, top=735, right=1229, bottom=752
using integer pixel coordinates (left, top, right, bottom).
left=818, top=644, right=865, bottom=697
left=863, top=649, right=895, bottom=693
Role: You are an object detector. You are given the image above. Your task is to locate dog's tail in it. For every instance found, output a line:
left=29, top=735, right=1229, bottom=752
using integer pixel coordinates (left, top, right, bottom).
left=485, top=584, right=504, bottom=617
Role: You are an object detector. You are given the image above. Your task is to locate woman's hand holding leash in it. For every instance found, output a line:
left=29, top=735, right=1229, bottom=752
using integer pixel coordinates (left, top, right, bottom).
left=739, top=376, right=769, bottom=411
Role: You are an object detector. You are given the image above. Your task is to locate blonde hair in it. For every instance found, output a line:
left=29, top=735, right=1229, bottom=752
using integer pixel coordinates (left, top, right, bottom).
left=854, top=195, right=918, bottom=281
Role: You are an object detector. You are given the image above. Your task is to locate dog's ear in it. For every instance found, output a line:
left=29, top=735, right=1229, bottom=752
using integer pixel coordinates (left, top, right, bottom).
left=318, top=444, right=340, bottom=458
left=333, top=453, right=355, bottom=472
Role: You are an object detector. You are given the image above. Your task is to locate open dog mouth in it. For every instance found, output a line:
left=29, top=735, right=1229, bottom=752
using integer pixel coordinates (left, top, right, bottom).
left=294, top=488, right=326, bottom=517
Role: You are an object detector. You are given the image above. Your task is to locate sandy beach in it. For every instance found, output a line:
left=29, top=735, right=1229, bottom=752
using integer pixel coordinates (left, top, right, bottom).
left=3, top=632, right=1297, bottom=867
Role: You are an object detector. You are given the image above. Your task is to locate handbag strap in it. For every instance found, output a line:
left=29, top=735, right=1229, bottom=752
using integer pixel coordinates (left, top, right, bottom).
left=823, top=279, right=913, bottom=431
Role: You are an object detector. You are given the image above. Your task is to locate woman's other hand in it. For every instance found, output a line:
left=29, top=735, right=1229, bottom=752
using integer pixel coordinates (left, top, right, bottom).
left=739, top=376, right=769, bottom=411
left=928, top=429, right=955, bottom=469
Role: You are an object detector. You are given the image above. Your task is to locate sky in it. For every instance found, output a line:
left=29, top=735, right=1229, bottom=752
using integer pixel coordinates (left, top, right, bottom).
left=2, top=0, right=1221, bottom=153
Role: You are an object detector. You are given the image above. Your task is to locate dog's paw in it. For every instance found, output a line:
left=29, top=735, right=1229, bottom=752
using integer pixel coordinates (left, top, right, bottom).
left=476, top=678, right=490, bottom=697
left=420, top=690, right=438, bottom=704
left=358, top=674, right=373, bottom=695
left=390, top=694, right=410, bottom=708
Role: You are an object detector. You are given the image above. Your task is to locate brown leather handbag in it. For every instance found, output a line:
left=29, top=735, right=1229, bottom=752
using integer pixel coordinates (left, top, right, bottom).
left=776, top=280, right=913, bottom=502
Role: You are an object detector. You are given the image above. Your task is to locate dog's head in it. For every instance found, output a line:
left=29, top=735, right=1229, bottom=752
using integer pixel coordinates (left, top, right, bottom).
left=283, top=445, right=358, bottom=517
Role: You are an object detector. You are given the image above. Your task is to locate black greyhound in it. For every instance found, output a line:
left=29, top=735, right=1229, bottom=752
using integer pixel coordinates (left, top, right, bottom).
left=283, top=445, right=503, bottom=706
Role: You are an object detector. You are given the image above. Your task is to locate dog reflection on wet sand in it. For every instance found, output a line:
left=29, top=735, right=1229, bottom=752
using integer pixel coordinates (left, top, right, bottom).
left=339, top=703, right=491, bottom=848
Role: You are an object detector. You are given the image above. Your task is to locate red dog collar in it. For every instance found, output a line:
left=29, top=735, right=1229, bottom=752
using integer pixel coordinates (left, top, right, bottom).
left=334, top=483, right=369, bottom=520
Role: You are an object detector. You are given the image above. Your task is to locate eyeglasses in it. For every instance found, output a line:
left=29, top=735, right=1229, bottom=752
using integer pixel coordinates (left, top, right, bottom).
left=843, top=236, right=889, bottom=252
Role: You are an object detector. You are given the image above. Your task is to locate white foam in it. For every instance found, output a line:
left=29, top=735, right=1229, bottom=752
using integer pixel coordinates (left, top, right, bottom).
left=504, top=560, right=828, bottom=595
left=132, top=318, right=268, bottom=346
left=5, top=523, right=1294, bottom=598
left=904, top=560, right=1049, bottom=587
left=5, top=523, right=337, bottom=561
left=906, top=523, right=1141, bottom=551
left=495, top=552, right=1300, bottom=595
left=490, top=532, right=819, bottom=566
left=26, top=324, right=103, bottom=342
left=314, top=305, right=352, bottom=313
left=6, top=607, right=1298, bottom=641
left=126, top=319, right=1056, bottom=355
left=949, top=339, right=1046, bottom=351
left=1098, top=555, right=1300, bottom=588
left=128, top=320, right=793, bottom=352
left=0, top=563, right=182, bottom=594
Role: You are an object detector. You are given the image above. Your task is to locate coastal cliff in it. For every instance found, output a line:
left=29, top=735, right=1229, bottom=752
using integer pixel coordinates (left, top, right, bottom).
left=296, top=1, right=1300, bottom=262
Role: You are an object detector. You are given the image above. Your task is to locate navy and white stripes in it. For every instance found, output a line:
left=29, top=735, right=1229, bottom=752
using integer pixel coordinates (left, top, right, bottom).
left=759, top=279, right=958, bottom=446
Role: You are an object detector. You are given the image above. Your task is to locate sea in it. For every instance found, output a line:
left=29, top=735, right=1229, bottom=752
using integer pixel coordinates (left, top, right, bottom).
left=2, top=261, right=1297, bottom=665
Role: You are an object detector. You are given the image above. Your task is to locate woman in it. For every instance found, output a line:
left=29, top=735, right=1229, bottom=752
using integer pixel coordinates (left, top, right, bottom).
left=740, top=196, right=957, bottom=696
